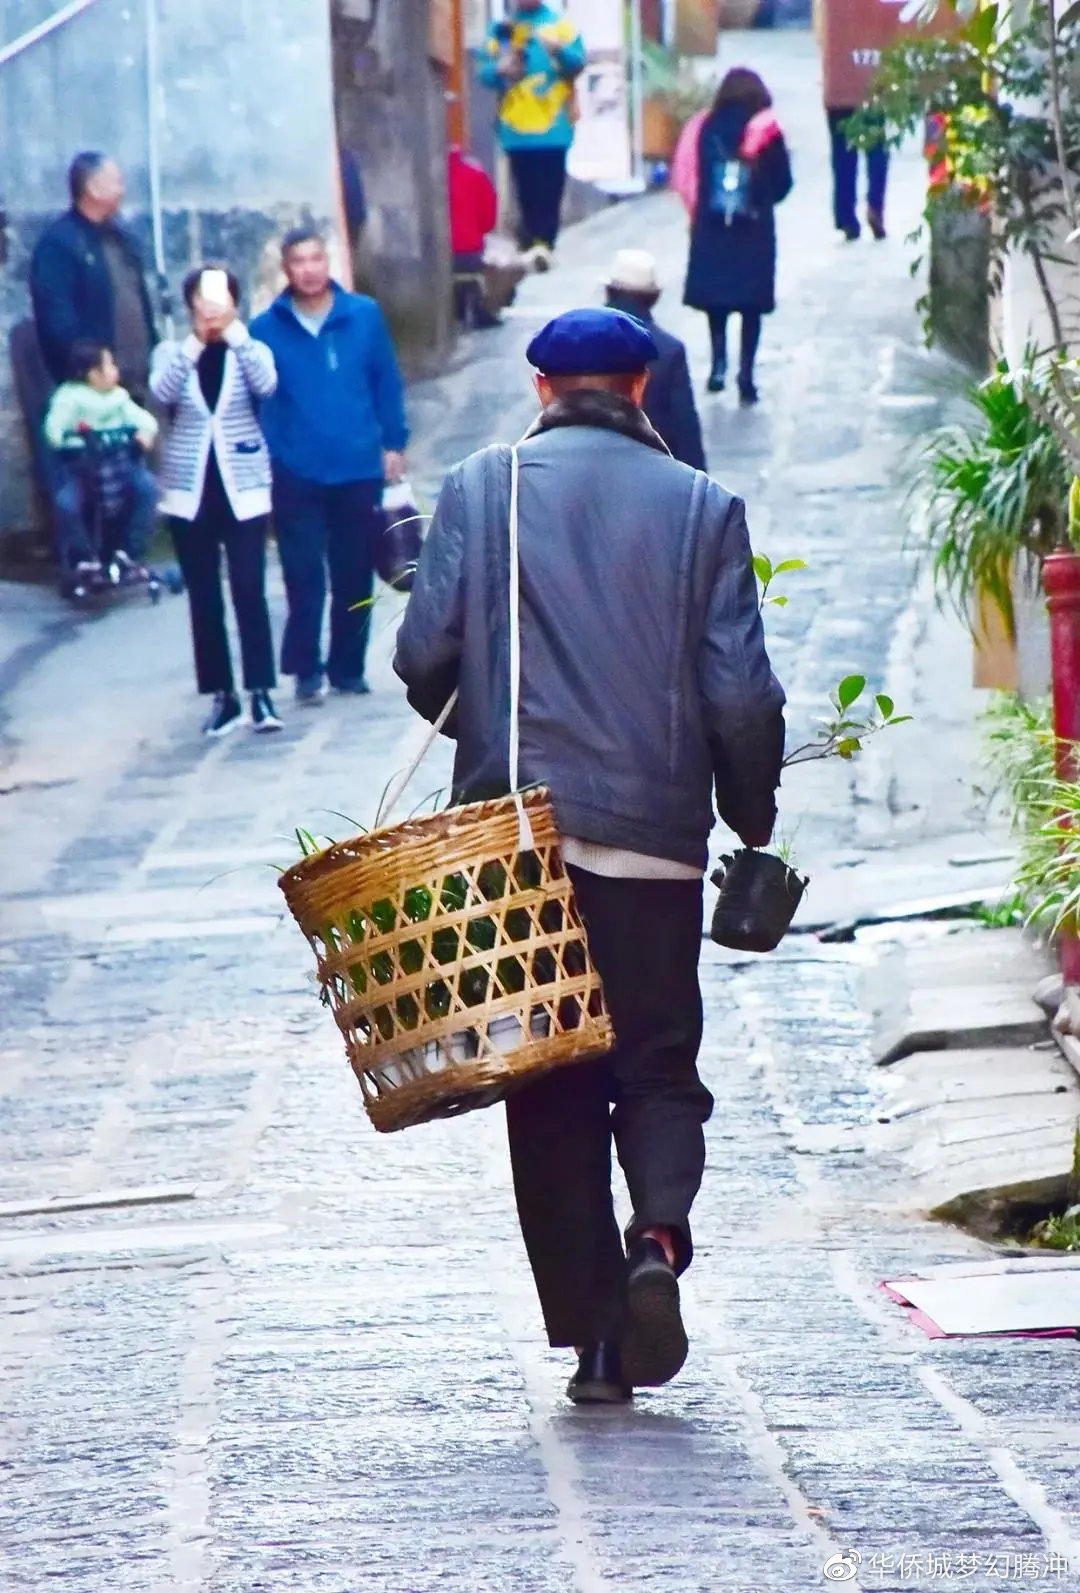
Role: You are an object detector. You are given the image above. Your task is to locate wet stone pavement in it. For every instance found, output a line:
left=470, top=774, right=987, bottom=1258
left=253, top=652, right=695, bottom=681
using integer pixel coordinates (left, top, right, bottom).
left=3, top=31, right=1080, bottom=1593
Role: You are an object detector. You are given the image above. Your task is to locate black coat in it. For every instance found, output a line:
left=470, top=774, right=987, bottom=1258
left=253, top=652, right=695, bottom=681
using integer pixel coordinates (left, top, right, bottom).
left=606, top=292, right=706, bottom=472
left=683, top=106, right=793, bottom=316
left=29, top=209, right=157, bottom=384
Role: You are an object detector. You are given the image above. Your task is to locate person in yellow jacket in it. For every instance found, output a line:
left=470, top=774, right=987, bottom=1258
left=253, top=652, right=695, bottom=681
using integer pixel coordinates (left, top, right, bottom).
left=480, top=1, right=586, bottom=256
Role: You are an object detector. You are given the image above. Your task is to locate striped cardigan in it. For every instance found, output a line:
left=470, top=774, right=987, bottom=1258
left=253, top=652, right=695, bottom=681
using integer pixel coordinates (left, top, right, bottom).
left=149, top=325, right=277, bottom=521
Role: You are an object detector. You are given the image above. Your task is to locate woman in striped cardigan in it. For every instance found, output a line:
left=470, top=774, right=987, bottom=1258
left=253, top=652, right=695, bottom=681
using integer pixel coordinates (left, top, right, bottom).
left=150, top=266, right=282, bottom=737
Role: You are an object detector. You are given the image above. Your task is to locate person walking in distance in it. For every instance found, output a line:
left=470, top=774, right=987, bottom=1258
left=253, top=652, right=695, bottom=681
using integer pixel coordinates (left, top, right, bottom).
left=394, top=308, right=785, bottom=1403
left=480, top=1, right=586, bottom=261
left=604, top=249, right=706, bottom=472
left=31, top=152, right=157, bottom=397
left=151, top=267, right=282, bottom=738
left=815, top=0, right=893, bottom=240
left=251, top=230, right=409, bottom=703
left=683, top=69, right=792, bottom=404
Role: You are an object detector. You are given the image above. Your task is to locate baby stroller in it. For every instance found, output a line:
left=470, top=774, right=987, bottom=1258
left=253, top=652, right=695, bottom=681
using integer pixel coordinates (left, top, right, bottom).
left=56, top=425, right=162, bottom=605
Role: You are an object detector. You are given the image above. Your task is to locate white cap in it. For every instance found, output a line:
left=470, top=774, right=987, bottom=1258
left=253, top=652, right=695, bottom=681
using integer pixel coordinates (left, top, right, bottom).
left=605, top=248, right=660, bottom=295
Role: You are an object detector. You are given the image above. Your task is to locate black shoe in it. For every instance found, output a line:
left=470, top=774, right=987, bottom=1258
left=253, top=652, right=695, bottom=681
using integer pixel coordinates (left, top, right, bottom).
left=203, top=691, right=243, bottom=737
left=621, top=1238, right=688, bottom=1388
left=332, top=677, right=371, bottom=696
left=738, top=378, right=759, bottom=407
left=250, top=690, right=283, bottom=733
left=867, top=206, right=886, bottom=241
left=839, top=221, right=861, bottom=241
left=295, top=673, right=326, bottom=706
left=566, top=1343, right=632, bottom=1405
left=706, top=361, right=727, bottom=394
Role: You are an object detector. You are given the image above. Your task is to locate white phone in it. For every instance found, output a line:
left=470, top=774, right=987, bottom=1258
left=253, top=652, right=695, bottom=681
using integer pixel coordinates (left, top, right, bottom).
left=199, top=268, right=231, bottom=309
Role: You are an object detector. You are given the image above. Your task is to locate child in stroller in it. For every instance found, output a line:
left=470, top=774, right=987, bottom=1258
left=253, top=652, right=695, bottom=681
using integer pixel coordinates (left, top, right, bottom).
left=44, top=341, right=161, bottom=601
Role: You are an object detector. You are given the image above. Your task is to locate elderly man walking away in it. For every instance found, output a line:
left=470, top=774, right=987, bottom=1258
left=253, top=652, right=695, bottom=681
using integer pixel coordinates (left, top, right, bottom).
left=604, top=248, right=706, bottom=471
left=394, top=308, right=785, bottom=1405
left=251, top=230, right=409, bottom=703
left=31, top=152, right=157, bottom=398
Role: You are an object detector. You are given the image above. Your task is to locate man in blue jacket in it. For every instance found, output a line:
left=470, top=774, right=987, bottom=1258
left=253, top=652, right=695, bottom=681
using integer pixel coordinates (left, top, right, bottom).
left=30, top=151, right=157, bottom=396
left=479, top=1, right=586, bottom=255
left=252, top=230, right=409, bottom=702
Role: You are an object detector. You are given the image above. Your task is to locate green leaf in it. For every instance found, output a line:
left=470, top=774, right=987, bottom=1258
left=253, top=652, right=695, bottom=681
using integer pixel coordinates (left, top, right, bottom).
left=1060, top=0, right=1080, bottom=28
left=752, top=553, right=773, bottom=587
left=838, top=675, right=867, bottom=710
left=768, top=594, right=789, bottom=608
left=887, top=715, right=915, bottom=725
left=773, top=558, right=807, bottom=576
left=837, top=737, right=862, bottom=759
left=875, top=694, right=895, bottom=720
left=963, top=3, right=997, bottom=53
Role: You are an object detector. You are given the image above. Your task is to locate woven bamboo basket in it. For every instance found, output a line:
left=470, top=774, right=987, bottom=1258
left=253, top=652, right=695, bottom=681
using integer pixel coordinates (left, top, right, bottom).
left=279, top=787, right=614, bottom=1132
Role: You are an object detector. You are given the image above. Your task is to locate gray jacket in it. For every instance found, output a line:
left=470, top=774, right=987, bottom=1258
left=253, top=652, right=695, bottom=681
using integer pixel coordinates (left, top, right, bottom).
left=393, top=391, right=786, bottom=869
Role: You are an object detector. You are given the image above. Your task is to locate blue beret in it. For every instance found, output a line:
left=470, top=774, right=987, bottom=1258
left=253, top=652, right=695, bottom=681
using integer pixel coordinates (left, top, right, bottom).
left=526, top=307, right=658, bottom=375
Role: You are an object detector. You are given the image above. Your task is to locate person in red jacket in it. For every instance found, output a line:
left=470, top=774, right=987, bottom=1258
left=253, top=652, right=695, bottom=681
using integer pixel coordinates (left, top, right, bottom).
left=449, top=146, right=500, bottom=329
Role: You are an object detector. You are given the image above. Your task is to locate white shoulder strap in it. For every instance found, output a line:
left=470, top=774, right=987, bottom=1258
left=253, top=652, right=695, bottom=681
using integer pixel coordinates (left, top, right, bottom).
left=507, top=445, right=536, bottom=853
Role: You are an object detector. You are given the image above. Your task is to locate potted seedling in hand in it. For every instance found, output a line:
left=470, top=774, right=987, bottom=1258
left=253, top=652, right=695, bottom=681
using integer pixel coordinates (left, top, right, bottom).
left=711, top=558, right=912, bottom=952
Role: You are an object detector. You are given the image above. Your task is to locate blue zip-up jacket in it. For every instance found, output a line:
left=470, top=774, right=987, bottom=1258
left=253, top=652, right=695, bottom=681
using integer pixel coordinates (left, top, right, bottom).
left=250, top=285, right=408, bottom=485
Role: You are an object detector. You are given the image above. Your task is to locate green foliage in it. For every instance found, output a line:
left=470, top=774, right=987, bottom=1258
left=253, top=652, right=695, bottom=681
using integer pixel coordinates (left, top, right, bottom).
left=1029, top=1204, right=1080, bottom=1250
left=848, top=3, right=1080, bottom=353
left=783, top=675, right=912, bottom=768
left=754, top=555, right=911, bottom=765
left=913, top=362, right=1071, bottom=635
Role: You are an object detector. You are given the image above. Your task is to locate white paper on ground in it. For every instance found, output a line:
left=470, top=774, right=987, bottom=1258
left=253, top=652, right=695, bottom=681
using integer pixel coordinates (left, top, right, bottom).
left=898, top=1270, right=1080, bottom=1335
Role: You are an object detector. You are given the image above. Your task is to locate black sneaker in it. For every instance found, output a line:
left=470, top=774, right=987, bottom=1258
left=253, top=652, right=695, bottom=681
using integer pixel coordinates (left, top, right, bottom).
left=250, top=690, right=283, bottom=733
left=202, top=692, right=243, bottom=737
left=332, top=677, right=370, bottom=696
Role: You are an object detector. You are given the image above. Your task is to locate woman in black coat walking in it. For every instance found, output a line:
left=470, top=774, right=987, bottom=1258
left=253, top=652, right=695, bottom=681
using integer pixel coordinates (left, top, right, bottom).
left=683, top=69, right=793, bottom=405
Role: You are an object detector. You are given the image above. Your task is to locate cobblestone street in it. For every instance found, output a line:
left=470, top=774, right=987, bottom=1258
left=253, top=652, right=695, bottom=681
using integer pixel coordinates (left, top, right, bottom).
left=3, top=32, right=1080, bottom=1593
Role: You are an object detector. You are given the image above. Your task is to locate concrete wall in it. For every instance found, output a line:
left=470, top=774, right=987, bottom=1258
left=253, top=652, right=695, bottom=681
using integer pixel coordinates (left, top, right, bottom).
left=332, top=0, right=453, bottom=370
left=0, top=0, right=340, bottom=541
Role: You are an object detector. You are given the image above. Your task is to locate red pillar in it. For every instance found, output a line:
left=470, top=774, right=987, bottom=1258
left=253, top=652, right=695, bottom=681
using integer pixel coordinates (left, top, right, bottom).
left=1043, top=550, right=1080, bottom=982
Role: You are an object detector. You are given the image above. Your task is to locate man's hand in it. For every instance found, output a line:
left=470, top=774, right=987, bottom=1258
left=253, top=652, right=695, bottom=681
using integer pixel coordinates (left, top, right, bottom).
left=738, top=828, right=774, bottom=851
left=383, top=450, right=407, bottom=484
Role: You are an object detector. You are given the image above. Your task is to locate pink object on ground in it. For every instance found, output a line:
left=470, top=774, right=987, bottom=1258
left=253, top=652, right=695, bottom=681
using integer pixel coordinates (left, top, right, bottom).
left=880, top=1278, right=1078, bottom=1340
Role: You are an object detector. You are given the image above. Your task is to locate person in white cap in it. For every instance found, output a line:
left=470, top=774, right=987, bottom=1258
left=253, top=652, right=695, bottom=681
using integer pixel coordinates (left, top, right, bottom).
left=604, top=249, right=706, bottom=472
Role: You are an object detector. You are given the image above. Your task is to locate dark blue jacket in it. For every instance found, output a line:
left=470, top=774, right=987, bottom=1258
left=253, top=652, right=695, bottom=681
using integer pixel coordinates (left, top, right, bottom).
left=607, top=291, right=706, bottom=472
left=29, top=209, right=157, bottom=384
left=250, top=286, right=408, bottom=485
left=394, top=392, right=785, bottom=865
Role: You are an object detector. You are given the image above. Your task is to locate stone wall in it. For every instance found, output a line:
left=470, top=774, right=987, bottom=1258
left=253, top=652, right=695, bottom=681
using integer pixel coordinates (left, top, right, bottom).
left=0, top=0, right=340, bottom=543
left=331, top=0, right=453, bottom=371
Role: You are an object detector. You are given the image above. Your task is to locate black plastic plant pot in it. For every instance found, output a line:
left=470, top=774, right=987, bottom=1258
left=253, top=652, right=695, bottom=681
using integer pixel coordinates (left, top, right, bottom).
left=709, top=849, right=808, bottom=953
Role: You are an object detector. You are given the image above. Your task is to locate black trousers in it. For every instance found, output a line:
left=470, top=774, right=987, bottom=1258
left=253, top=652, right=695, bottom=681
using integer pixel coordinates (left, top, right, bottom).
left=272, top=465, right=382, bottom=687
left=508, top=147, right=568, bottom=249
left=505, top=869, right=712, bottom=1347
left=708, top=309, right=763, bottom=383
left=169, top=498, right=275, bottom=696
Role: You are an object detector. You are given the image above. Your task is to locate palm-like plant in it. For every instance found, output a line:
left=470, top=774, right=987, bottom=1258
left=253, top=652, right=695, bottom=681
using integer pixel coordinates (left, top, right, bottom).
left=917, top=363, right=1071, bottom=635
